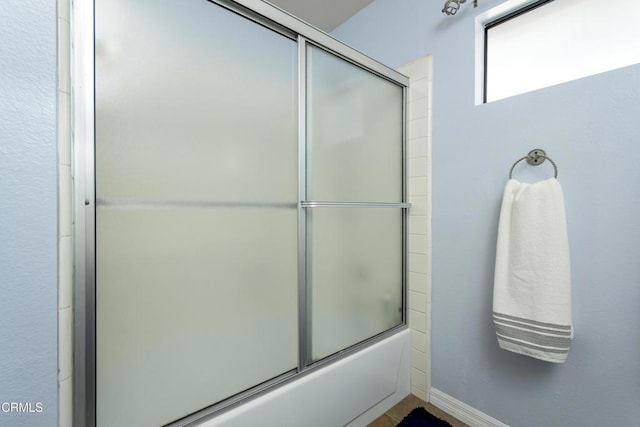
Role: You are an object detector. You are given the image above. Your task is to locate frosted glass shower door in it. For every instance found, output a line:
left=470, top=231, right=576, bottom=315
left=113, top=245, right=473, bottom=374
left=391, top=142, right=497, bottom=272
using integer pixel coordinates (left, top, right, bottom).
left=95, top=1, right=298, bottom=425
left=306, top=45, right=405, bottom=362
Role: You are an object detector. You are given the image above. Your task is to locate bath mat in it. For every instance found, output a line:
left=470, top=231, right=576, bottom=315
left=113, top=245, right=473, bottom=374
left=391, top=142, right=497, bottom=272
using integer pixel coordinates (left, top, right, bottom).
left=396, top=407, right=452, bottom=427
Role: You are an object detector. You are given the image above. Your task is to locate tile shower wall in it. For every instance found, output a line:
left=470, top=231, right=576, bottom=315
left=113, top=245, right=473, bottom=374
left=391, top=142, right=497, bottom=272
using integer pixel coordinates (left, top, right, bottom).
left=57, top=0, right=73, bottom=425
left=398, top=56, right=432, bottom=401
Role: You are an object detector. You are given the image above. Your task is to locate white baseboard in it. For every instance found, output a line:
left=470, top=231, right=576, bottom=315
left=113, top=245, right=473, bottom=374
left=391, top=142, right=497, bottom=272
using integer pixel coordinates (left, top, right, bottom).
left=429, top=388, right=509, bottom=427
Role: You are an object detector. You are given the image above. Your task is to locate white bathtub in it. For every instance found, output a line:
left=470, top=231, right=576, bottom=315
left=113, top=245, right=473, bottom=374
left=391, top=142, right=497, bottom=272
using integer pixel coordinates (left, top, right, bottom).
left=198, top=329, right=410, bottom=427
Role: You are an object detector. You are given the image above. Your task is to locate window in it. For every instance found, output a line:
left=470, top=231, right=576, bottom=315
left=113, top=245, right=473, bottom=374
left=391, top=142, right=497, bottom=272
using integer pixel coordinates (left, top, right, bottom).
left=484, top=0, right=640, bottom=102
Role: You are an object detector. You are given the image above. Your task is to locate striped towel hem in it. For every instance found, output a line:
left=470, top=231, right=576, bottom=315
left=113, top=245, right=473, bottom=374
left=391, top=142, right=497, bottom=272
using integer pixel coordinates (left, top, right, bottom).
left=493, top=312, right=572, bottom=363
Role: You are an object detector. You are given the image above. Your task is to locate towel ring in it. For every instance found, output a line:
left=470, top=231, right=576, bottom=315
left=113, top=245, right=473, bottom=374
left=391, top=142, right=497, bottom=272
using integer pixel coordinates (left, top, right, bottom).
left=509, top=149, right=558, bottom=179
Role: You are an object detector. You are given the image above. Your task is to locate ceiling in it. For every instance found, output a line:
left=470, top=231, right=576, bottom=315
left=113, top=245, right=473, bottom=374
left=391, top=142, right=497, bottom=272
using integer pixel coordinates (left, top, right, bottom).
left=266, top=0, right=374, bottom=32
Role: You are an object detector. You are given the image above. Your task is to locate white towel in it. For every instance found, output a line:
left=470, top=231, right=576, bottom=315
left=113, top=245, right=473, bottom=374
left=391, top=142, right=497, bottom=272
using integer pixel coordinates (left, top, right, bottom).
left=493, top=177, right=572, bottom=363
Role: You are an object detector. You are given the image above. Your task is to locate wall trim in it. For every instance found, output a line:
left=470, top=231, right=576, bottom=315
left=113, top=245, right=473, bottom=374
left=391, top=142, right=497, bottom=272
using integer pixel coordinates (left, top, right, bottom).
left=397, top=54, right=433, bottom=403
left=429, top=388, right=508, bottom=427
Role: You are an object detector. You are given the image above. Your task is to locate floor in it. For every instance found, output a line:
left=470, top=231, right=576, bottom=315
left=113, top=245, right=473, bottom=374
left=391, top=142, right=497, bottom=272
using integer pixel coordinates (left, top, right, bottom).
left=368, top=394, right=468, bottom=427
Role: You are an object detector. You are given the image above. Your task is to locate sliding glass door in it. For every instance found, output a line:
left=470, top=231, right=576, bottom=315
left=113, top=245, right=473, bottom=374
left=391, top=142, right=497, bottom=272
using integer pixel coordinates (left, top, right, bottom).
left=95, top=1, right=298, bottom=425
left=305, top=45, right=405, bottom=361
left=90, top=0, right=407, bottom=425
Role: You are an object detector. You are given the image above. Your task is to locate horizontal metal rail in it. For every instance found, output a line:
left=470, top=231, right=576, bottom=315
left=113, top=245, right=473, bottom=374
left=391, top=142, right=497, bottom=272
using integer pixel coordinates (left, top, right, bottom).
left=96, top=198, right=297, bottom=209
left=301, top=201, right=411, bottom=209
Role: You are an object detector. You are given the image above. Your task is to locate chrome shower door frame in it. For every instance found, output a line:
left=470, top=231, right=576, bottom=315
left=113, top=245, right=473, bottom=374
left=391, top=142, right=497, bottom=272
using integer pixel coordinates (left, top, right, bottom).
left=73, top=1, right=409, bottom=425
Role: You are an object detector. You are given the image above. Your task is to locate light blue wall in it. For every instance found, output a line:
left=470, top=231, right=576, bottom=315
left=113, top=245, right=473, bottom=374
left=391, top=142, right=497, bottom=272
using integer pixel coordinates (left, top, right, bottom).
left=334, top=1, right=640, bottom=425
left=0, top=0, right=58, bottom=425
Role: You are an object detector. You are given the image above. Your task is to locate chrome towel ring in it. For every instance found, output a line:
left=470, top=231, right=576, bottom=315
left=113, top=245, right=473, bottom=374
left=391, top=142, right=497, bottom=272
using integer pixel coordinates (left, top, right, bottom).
left=509, top=149, right=558, bottom=179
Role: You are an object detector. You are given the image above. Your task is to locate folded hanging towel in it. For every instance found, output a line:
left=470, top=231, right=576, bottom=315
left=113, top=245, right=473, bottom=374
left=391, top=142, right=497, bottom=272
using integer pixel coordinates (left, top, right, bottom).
left=493, top=177, right=572, bottom=363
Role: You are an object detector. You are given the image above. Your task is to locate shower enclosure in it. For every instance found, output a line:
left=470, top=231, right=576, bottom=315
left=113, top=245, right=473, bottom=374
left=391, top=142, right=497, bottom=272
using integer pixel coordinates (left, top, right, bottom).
left=74, top=0, right=409, bottom=425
